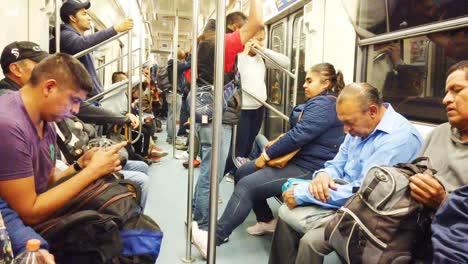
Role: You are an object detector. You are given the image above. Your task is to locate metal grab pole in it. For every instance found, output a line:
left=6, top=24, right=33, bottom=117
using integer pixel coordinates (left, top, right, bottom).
left=292, top=18, right=303, bottom=107
left=131, top=21, right=144, bottom=145
left=172, top=14, right=179, bottom=156
left=251, top=47, right=296, bottom=79
left=73, top=32, right=128, bottom=59
left=95, top=48, right=139, bottom=71
left=85, top=79, right=129, bottom=103
left=126, top=25, right=133, bottom=142
left=181, top=1, right=198, bottom=263
left=243, top=90, right=290, bottom=122
left=55, top=0, right=61, bottom=53
left=208, top=0, right=226, bottom=262
left=230, top=125, right=242, bottom=168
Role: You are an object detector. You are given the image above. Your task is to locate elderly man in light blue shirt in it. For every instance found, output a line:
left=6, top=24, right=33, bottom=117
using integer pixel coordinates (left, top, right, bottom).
left=269, top=83, right=423, bottom=264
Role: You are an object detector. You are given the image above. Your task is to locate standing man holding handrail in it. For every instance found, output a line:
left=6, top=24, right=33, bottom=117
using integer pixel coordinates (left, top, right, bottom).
left=59, top=0, right=133, bottom=99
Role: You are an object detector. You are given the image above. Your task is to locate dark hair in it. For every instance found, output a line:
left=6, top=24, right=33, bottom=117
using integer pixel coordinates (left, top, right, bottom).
left=112, top=71, right=127, bottom=83
left=63, top=9, right=81, bottom=24
left=226, top=12, right=247, bottom=27
left=338, top=83, right=383, bottom=110
left=29, top=53, right=92, bottom=93
left=309, top=63, right=345, bottom=95
left=447, top=60, right=468, bottom=79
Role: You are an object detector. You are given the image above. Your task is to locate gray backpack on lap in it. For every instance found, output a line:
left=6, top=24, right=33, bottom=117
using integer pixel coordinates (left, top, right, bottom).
left=324, top=157, right=434, bottom=264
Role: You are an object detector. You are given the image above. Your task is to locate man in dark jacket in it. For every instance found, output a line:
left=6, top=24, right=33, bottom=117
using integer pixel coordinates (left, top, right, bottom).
left=0, top=41, right=48, bottom=96
left=59, top=0, right=133, bottom=98
left=58, top=0, right=140, bottom=128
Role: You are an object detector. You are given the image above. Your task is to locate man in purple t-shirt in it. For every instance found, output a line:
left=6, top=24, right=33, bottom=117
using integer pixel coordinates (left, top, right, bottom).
left=0, top=53, right=126, bottom=225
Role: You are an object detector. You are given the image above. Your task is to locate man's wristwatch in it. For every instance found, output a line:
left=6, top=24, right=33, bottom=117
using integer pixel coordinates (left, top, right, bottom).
left=73, top=162, right=82, bottom=172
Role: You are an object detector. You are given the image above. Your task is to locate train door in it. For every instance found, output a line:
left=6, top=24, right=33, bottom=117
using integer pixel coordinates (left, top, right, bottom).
left=286, top=13, right=306, bottom=115
left=265, top=18, right=288, bottom=139
left=265, top=12, right=305, bottom=139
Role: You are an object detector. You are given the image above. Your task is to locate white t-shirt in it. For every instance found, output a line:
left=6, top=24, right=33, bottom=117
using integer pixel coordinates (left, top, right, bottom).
left=238, top=53, right=268, bottom=110
left=237, top=48, right=290, bottom=110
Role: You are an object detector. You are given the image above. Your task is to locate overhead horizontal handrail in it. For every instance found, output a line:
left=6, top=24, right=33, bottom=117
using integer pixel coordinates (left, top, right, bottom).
left=96, top=48, right=140, bottom=71
left=73, top=31, right=129, bottom=59
left=243, top=90, right=290, bottom=122
left=84, top=79, right=129, bottom=103
left=131, top=59, right=151, bottom=72
left=251, top=46, right=296, bottom=79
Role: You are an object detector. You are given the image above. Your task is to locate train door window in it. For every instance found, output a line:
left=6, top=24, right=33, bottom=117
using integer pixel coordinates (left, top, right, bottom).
left=349, top=0, right=468, bottom=38
left=364, top=27, right=467, bottom=124
left=288, top=15, right=306, bottom=115
left=266, top=19, right=288, bottom=139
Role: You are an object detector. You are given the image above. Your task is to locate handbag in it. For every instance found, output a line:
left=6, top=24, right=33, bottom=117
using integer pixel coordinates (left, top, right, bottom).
left=188, top=71, right=240, bottom=123
left=266, top=111, right=304, bottom=169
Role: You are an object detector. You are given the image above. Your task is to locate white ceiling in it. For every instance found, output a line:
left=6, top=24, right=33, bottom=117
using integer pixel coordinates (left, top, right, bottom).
left=143, top=0, right=218, bottom=53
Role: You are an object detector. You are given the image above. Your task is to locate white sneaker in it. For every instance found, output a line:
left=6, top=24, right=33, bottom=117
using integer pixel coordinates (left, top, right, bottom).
left=246, top=219, right=278, bottom=236
left=191, top=222, right=208, bottom=259
left=224, top=173, right=234, bottom=183
left=175, top=152, right=190, bottom=160
left=236, top=156, right=250, bottom=166
left=175, top=136, right=186, bottom=145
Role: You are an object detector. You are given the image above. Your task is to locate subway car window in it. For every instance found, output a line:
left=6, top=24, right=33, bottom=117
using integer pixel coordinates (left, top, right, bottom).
left=351, top=0, right=467, bottom=38
left=268, top=23, right=286, bottom=105
left=365, top=27, right=467, bottom=124
left=289, top=15, right=307, bottom=111
left=266, top=21, right=287, bottom=139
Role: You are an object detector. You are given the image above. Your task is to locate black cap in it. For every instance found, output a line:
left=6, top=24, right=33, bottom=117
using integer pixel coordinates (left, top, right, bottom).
left=1, top=41, right=49, bottom=73
left=60, top=0, right=91, bottom=23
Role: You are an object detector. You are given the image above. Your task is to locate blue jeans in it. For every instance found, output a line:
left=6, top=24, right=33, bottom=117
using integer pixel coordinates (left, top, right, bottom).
left=249, top=134, right=268, bottom=160
left=121, top=160, right=149, bottom=209
left=215, top=161, right=310, bottom=243
left=193, top=123, right=232, bottom=230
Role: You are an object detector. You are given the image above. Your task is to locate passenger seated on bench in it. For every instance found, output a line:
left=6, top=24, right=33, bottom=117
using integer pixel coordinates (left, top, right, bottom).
left=0, top=198, right=55, bottom=263
left=0, top=42, right=150, bottom=210
left=269, top=82, right=424, bottom=264
left=102, top=71, right=168, bottom=160
left=0, top=53, right=126, bottom=225
left=192, top=63, right=346, bottom=258
left=409, top=60, right=468, bottom=263
left=0, top=41, right=48, bottom=96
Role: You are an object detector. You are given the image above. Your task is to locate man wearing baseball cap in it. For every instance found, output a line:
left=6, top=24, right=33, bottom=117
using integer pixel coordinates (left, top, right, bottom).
left=0, top=41, right=48, bottom=96
left=59, top=0, right=133, bottom=98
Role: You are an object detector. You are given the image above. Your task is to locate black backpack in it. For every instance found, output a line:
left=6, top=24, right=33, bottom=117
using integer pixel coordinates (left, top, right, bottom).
left=156, top=65, right=172, bottom=93
left=35, top=210, right=122, bottom=264
left=324, top=157, right=435, bottom=264
left=34, top=174, right=147, bottom=263
left=48, top=173, right=142, bottom=226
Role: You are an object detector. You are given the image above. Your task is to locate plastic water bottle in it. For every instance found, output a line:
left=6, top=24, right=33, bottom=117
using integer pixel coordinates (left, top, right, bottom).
left=14, top=239, right=43, bottom=264
left=0, top=212, right=14, bottom=264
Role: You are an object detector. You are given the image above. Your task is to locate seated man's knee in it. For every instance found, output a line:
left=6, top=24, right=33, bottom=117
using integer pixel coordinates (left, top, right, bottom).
left=300, top=227, right=328, bottom=256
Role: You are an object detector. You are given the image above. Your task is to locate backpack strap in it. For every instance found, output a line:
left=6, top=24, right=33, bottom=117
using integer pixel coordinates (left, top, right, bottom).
left=56, top=136, right=77, bottom=165
left=361, top=177, right=381, bottom=200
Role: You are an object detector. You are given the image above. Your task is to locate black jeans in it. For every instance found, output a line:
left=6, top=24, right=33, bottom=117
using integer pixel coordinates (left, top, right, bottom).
left=224, top=107, right=265, bottom=175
